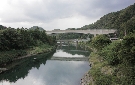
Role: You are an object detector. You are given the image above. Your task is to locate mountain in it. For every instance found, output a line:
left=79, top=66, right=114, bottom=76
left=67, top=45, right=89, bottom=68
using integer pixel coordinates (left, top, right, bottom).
left=78, top=3, right=135, bottom=37
left=29, top=26, right=45, bottom=31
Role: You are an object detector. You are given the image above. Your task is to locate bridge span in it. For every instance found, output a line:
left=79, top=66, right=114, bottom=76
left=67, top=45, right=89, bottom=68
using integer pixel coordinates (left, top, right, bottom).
left=49, top=57, right=89, bottom=61
left=46, top=29, right=116, bottom=35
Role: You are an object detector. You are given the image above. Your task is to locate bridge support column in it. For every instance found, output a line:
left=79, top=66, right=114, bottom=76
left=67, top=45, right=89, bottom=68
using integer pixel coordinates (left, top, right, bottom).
left=76, top=41, right=78, bottom=46
left=60, top=41, right=62, bottom=49
left=56, top=34, right=61, bottom=40
left=87, top=34, right=90, bottom=40
left=94, top=34, right=97, bottom=37
left=76, top=41, right=78, bottom=50
left=85, top=45, right=87, bottom=51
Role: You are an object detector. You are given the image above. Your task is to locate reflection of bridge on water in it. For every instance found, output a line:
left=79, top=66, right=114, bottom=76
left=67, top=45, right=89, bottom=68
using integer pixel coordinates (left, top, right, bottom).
left=57, top=39, right=89, bottom=42
left=57, top=39, right=89, bottom=50
left=50, top=57, right=89, bottom=61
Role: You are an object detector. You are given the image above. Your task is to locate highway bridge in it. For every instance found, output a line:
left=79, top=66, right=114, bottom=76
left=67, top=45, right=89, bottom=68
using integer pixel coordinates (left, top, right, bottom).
left=46, top=29, right=116, bottom=35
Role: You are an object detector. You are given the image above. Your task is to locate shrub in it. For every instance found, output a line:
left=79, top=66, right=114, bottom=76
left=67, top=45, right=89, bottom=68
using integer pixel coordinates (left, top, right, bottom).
left=101, top=41, right=121, bottom=66
left=91, top=35, right=111, bottom=51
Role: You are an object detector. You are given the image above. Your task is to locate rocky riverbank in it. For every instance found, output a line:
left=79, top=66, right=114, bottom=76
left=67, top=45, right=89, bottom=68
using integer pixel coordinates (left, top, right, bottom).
left=80, top=72, right=92, bottom=85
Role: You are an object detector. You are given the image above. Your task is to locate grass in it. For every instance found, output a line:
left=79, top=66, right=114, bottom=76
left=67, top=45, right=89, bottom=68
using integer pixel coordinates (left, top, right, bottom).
left=88, top=51, right=118, bottom=85
left=27, top=44, right=55, bottom=54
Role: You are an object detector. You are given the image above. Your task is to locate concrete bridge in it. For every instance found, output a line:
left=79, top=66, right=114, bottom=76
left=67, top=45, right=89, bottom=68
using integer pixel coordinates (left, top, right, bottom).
left=50, top=57, right=89, bottom=61
left=46, top=29, right=116, bottom=36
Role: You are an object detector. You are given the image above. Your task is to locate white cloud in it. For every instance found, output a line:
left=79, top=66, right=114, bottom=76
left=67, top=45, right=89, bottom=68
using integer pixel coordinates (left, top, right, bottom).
left=53, top=49, right=85, bottom=57
left=0, top=0, right=134, bottom=30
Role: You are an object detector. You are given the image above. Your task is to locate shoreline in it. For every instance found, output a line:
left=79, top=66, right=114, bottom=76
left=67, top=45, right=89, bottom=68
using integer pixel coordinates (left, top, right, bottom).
left=80, top=62, right=93, bottom=85
left=80, top=71, right=91, bottom=85
left=0, top=46, right=56, bottom=73
left=79, top=43, right=94, bottom=85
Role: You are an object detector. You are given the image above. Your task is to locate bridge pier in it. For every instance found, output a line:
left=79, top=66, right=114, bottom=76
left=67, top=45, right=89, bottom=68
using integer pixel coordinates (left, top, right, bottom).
left=68, top=41, right=70, bottom=46
left=86, top=34, right=90, bottom=40
left=76, top=40, right=78, bottom=45
left=76, top=40, right=78, bottom=50
left=94, top=34, right=97, bottom=37
left=60, top=41, right=62, bottom=49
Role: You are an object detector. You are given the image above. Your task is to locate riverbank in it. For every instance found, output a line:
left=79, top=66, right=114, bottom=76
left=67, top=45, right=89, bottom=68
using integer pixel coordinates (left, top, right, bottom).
left=78, top=42, right=92, bottom=85
left=81, top=51, right=115, bottom=85
left=79, top=41, right=115, bottom=85
left=81, top=33, right=135, bottom=85
left=0, top=44, right=56, bottom=70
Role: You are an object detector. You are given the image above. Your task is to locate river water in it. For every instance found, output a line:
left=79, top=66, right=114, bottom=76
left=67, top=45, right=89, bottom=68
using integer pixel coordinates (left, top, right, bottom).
left=0, top=45, right=90, bottom=85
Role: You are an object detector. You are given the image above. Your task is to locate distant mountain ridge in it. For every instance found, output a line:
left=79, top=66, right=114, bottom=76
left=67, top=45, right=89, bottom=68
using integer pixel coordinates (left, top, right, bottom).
left=78, top=3, right=135, bottom=37
left=29, top=26, right=45, bottom=31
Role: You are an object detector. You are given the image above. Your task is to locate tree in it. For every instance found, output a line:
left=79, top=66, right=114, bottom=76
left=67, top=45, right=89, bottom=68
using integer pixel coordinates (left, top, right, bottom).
left=120, top=33, right=135, bottom=65
left=91, top=35, right=111, bottom=51
left=101, top=41, right=121, bottom=65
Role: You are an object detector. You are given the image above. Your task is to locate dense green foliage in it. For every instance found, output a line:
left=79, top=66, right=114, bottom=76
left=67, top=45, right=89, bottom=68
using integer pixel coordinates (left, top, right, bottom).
left=101, top=41, right=121, bottom=66
left=78, top=3, right=135, bottom=37
left=89, top=33, right=135, bottom=85
left=0, top=27, right=56, bottom=51
left=91, top=35, right=111, bottom=50
left=0, top=44, right=55, bottom=65
left=101, top=33, right=135, bottom=66
left=0, top=26, right=56, bottom=65
left=0, top=50, right=27, bottom=65
left=120, top=33, right=135, bottom=65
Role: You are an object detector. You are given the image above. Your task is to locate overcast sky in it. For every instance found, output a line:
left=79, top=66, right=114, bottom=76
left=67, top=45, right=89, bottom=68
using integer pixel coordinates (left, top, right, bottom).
left=0, top=0, right=134, bottom=31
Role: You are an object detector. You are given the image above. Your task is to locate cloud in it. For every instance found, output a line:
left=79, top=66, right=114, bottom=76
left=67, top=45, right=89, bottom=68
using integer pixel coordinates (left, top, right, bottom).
left=0, top=61, right=89, bottom=85
left=53, top=49, right=85, bottom=57
left=0, top=0, right=134, bottom=30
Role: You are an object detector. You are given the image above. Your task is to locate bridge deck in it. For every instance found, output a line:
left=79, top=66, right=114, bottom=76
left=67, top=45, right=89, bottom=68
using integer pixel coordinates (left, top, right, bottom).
left=46, top=29, right=116, bottom=35
left=50, top=57, right=89, bottom=61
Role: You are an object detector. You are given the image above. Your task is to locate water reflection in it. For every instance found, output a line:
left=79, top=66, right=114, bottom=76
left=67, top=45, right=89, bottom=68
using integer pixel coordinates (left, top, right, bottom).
left=57, top=44, right=84, bottom=50
left=53, top=45, right=90, bottom=57
left=0, top=51, right=55, bottom=83
left=0, top=45, right=90, bottom=85
left=53, top=50, right=85, bottom=57
left=1, top=61, right=89, bottom=85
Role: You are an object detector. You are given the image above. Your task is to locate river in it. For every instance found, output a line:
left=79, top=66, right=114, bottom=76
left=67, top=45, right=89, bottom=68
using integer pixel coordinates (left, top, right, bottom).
left=0, top=45, right=90, bottom=85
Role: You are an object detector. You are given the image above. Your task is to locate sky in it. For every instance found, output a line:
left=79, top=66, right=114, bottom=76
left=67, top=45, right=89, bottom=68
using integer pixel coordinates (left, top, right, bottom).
left=0, top=0, right=134, bottom=31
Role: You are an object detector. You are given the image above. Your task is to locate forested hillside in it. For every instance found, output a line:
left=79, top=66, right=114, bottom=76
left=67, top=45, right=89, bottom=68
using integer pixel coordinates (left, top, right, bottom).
left=79, top=3, right=135, bottom=37
left=0, top=26, right=56, bottom=65
left=0, top=27, right=56, bottom=51
left=57, top=3, right=135, bottom=39
left=84, top=3, right=135, bottom=84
